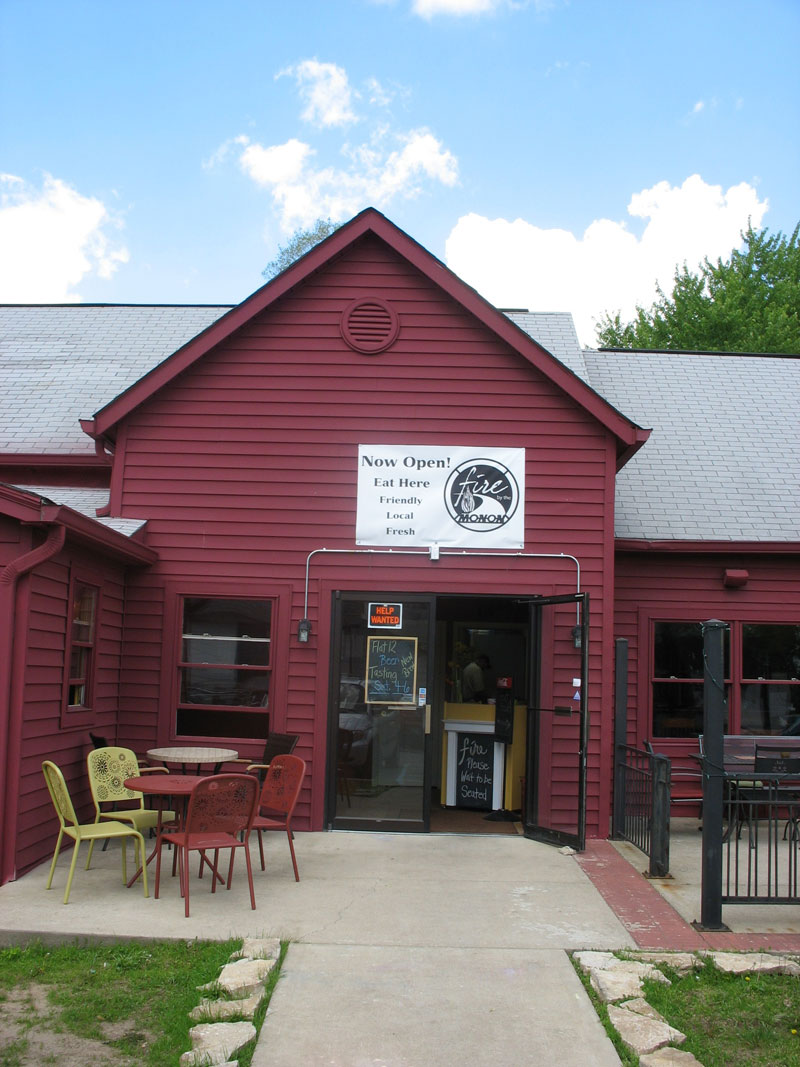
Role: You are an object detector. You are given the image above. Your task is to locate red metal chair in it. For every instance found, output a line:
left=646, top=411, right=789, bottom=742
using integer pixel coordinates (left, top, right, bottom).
left=154, top=774, right=258, bottom=917
left=253, top=753, right=306, bottom=881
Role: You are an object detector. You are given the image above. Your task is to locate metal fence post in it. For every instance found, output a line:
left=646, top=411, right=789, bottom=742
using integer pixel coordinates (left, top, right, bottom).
left=650, top=755, right=671, bottom=877
left=612, top=638, right=628, bottom=839
left=699, top=618, right=728, bottom=930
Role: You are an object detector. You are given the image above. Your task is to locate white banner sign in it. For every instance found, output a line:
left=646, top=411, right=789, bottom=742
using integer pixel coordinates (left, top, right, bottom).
left=356, top=445, right=525, bottom=549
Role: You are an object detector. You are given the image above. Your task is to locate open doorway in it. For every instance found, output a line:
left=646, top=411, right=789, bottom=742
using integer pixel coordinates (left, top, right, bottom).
left=326, top=591, right=587, bottom=846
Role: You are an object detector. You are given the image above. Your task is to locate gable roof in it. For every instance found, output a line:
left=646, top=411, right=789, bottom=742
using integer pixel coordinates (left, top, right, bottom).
left=585, top=348, right=800, bottom=543
left=77, top=209, right=647, bottom=464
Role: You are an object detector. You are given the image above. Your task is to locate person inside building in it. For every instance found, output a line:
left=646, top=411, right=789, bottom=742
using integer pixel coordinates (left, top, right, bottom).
left=462, top=653, right=492, bottom=703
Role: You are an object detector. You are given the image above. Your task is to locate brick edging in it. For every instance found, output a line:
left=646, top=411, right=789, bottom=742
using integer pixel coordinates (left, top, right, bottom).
left=576, top=840, right=800, bottom=954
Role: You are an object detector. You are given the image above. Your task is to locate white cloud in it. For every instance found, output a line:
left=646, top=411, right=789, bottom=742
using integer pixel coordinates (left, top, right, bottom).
left=412, top=0, right=529, bottom=15
left=0, top=174, right=129, bottom=302
left=444, top=175, right=768, bottom=346
left=238, top=137, right=313, bottom=185
left=232, top=127, right=458, bottom=233
left=279, top=59, right=358, bottom=128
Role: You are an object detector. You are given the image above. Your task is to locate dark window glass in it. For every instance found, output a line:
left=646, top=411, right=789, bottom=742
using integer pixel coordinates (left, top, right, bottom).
left=178, top=597, right=271, bottom=740
left=742, top=624, right=800, bottom=680
left=653, top=682, right=729, bottom=737
left=652, top=622, right=729, bottom=737
left=654, top=623, right=705, bottom=678
left=68, top=583, right=98, bottom=708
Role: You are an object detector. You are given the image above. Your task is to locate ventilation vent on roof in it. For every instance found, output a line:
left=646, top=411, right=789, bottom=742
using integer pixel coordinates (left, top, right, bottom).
left=340, top=298, right=399, bottom=354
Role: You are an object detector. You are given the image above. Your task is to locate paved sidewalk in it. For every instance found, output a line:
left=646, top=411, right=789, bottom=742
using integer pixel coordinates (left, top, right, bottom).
left=2, top=831, right=626, bottom=1066
left=4, top=826, right=799, bottom=1064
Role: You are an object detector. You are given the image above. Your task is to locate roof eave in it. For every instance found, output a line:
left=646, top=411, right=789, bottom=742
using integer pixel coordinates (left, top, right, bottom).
left=615, top=538, right=800, bottom=555
left=0, top=485, right=156, bottom=565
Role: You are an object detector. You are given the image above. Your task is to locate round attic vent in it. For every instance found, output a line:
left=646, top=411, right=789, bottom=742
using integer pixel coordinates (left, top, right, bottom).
left=340, top=298, right=399, bottom=354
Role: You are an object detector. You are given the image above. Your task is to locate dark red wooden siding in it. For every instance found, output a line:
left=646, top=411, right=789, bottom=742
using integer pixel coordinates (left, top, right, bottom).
left=111, top=236, right=619, bottom=835
left=14, top=545, right=126, bottom=877
left=615, top=550, right=800, bottom=759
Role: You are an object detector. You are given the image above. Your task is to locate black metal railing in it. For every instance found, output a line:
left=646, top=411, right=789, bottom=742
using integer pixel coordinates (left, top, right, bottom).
left=613, top=744, right=671, bottom=877
left=720, top=778, right=800, bottom=905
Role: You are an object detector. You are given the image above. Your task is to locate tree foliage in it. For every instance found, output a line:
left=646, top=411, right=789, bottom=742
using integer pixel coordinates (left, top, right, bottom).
left=262, top=218, right=341, bottom=280
left=595, top=223, right=800, bottom=353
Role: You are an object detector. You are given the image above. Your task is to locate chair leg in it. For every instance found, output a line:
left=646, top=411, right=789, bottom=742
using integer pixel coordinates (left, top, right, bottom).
left=243, top=839, right=256, bottom=911
left=63, top=840, right=82, bottom=904
left=183, top=846, right=191, bottom=918
left=155, top=836, right=163, bottom=898
left=287, top=828, right=300, bottom=882
left=45, top=829, right=65, bottom=890
left=134, top=834, right=148, bottom=898
left=257, top=829, right=265, bottom=871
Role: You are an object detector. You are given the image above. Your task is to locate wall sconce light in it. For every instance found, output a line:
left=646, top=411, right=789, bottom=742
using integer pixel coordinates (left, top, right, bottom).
left=571, top=624, right=582, bottom=650
left=297, top=618, right=312, bottom=643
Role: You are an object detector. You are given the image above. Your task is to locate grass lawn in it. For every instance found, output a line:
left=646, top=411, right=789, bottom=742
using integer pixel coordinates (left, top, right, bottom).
left=643, top=958, right=800, bottom=1067
left=574, top=952, right=800, bottom=1067
left=0, top=938, right=285, bottom=1067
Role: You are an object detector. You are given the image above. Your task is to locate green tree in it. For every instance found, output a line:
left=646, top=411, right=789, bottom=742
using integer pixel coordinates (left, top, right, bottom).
left=262, top=218, right=341, bottom=280
left=595, top=223, right=800, bottom=353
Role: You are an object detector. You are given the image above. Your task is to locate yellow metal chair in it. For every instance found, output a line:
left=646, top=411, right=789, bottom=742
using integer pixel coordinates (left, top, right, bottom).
left=41, top=760, right=149, bottom=904
left=85, top=746, right=176, bottom=866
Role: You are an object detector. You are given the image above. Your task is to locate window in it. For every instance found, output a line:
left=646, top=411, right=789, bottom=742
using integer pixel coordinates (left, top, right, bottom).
left=652, top=620, right=800, bottom=738
left=741, top=624, right=800, bottom=734
left=67, top=582, right=98, bottom=710
left=176, top=597, right=272, bottom=740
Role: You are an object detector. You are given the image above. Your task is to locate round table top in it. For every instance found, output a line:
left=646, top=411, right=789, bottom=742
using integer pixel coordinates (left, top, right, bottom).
left=124, top=774, right=202, bottom=796
left=146, top=746, right=238, bottom=764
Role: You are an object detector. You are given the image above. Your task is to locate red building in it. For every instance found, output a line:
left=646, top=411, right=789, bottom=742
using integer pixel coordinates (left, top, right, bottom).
left=1, top=208, right=798, bottom=885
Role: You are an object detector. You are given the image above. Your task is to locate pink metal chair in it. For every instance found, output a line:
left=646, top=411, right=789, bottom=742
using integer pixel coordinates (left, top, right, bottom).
left=252, top=753, right=306, bottom=881
left=154, top=774, right=258, bottom=917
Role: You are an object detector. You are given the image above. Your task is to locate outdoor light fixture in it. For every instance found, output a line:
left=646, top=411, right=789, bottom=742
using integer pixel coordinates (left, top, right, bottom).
left=571, top=624, right=582, bottom=650
left=297, top=618, right=312, bottom=643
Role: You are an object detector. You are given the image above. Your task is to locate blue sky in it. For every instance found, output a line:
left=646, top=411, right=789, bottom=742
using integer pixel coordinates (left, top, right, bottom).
left=1, top=0, right=798, bottom=344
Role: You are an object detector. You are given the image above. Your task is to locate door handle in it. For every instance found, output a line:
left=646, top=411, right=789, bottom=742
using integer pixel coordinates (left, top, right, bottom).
left=425, top=704, right=431, bottom=734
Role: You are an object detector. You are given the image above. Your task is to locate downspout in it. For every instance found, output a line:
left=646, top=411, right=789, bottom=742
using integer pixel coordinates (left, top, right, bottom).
left=0, top=524, right=66, bottom=885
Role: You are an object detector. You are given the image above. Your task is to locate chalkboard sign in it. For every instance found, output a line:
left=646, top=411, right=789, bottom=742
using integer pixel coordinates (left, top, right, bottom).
left=455, top=731, right=494, bottom=810
left=493, top=689, right=515, bottom=744
left=365, top=636, right=418, bottom=705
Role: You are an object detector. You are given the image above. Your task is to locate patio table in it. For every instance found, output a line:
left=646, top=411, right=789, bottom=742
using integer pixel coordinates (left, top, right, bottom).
left=123, top=774, right=206, bottom=885
left=146, top=746, right=238, bottom=774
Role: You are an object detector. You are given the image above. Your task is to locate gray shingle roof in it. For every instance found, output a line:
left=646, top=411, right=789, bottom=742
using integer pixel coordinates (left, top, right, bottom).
left=9, top=485, right=147, bottom=535
left=0, top=305, right=230, bottom=454
left=584, top=349, right=800, bottom=542
left=504, top=311, right=589, bottom=382
left=1, top=304, right=797, bottom=546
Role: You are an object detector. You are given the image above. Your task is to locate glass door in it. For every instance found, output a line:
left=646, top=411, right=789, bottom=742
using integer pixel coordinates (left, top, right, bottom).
left=328, top=593, right=435, bottom=831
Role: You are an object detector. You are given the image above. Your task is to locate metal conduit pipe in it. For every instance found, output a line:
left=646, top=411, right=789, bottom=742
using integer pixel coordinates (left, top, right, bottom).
left=303, top=546, right=581, bottom=624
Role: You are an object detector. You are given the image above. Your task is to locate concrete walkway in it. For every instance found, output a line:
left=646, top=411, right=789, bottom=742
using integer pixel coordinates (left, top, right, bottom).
left=6, top=824, right=799, bottom=1064
left=1, top=831, right=628, bottom=1066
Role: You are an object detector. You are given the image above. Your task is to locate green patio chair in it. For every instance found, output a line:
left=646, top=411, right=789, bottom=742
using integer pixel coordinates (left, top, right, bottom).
left=42, top=760, right=149, bottom=904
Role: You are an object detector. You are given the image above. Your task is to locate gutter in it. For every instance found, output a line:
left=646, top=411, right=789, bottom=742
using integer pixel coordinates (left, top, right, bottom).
left=0, top=525, right=66, bottom=885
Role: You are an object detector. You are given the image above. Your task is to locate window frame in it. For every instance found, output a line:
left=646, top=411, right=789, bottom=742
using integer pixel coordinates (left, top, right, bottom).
left=61, top=574, right=101, bottom=727
left=172, top=590, right=280, bottom=743
left=648, top=615, right=800, bottom=739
